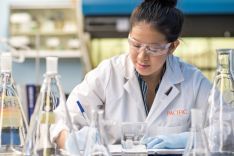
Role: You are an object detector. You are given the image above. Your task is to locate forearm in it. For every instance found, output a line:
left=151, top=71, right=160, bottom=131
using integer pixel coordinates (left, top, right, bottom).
left=55, top=129, right=69, bottom=149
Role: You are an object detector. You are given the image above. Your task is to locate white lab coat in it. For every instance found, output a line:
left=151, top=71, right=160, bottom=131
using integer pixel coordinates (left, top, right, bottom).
left=59, top=53, right=212, bottom=143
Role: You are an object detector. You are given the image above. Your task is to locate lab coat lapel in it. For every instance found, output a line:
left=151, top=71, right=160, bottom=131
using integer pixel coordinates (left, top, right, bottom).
left=122, top=55, right=146, bottom=119
left=147, top=55, right=184, bottom=124
left=151, top=83, right=179, bottom=119
left=123, top=76, right=144, bottom=112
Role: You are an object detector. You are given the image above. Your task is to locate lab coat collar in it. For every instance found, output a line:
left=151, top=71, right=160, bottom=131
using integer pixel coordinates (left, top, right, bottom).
left=165, top=55, right=184, bottom=85
left=122, top=53, right=135, bottom=80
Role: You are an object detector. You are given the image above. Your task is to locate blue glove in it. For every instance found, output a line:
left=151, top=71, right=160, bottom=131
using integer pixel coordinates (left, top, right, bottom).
left=65, top=126, right=89, bottom=154
left=141, top=132, right=189, bottom=149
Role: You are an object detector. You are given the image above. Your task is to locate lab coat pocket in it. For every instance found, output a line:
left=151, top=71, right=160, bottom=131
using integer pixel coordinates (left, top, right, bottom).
left=148, top=124, right=189, bottom=136
left=167, top=113, right=190, bottom=127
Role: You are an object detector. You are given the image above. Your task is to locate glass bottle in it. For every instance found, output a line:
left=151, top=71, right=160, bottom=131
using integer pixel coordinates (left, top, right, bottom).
left=0, top=53, right=28, bottom=155
left=183, top=109, right=210, bottom=156
left=24, top=57, right=80, bottom=156
left=207, top=49, right=234, bottom=154
left=83, top=109, right=111, bottom=156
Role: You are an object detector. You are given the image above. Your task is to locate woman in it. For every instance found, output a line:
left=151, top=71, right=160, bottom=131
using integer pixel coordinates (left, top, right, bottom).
left=54, top=0, right=212, bottom=151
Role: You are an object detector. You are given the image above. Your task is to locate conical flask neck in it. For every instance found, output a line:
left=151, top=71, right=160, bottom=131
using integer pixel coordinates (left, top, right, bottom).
left=1, top=72, right=12, bottom=85
left=40, top=78, right=62, bottom=112
left=90, top=110, right=99, bottom=128
left=216, top=49, right=232, bottom=74
left=42, top=74, right=61, bottom=88
left=43, top=73, right=60, bottom=81
left=90, top=110, right=105, bottom=130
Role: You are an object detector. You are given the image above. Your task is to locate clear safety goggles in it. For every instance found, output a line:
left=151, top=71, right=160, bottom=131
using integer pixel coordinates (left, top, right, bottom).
left=128, top=34, right=171, bottom=56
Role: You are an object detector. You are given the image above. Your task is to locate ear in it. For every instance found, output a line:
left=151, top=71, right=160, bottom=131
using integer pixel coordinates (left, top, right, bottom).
left=168, top=40, right=180, bottom=54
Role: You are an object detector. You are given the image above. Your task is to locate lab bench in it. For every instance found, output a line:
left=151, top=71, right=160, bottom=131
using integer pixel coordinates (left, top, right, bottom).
left=109, top=145, right=183, bottom=156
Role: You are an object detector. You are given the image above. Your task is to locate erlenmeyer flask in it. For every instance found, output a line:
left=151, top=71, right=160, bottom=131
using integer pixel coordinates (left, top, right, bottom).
left=0, top=53, right=28, bottom=155
left=207, top=49, right=234, bottom=154
left=83, top=109, right=111, bottom=156
left=24, top=57, right=80, bottom=156
left=183, top=109, right=210, bottom=156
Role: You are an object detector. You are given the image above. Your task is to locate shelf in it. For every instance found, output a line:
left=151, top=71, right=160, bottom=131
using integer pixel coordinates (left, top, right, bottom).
left=11, top=31, right=78, bottom=36
left=9, top=0, right=92, bottom=72
left=10, top=1, right=75, bottom=10
left=8, top=0, right=92, bottom=96
left=12, top=50, right=81, bottom=58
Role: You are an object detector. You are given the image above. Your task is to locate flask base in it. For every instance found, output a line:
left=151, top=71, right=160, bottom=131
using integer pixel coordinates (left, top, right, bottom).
left=37, top=148, right=69, bottom=156
left=0, top=145, right=22, bottom=156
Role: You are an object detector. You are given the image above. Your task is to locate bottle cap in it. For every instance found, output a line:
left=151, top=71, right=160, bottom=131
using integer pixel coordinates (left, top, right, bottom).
left=191, top=109, right=203, bottom=128
left=1, top=53, right=12, bottom=72
left=46, top=57, right=58, bottom=74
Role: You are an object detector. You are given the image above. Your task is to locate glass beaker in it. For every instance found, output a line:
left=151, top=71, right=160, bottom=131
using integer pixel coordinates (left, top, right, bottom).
left=207, top=49, right=234, bottom=154
left=183, top=109, right=210, bottom=156
left=121, top=122, right=147, bottom=156
left=0, top=53, right=28, bottom=155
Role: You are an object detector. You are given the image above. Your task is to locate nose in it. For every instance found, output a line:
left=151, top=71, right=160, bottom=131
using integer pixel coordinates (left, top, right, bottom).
left=138, top=46, right=148, bottom=54
left=139, top=45, right=150, bottom=55
left=138, top=46, right=149, bottom=60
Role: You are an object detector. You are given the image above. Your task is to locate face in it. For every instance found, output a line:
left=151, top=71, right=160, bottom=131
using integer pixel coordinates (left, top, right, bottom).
left=129, top=22, right=172, bottom=78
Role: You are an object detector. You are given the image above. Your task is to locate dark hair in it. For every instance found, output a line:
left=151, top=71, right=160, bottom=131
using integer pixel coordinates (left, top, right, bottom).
left=130, top=0, right=184, bottom=42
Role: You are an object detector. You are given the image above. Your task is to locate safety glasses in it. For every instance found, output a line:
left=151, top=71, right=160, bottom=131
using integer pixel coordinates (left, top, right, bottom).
left=128, top=34, right=171, bottom=56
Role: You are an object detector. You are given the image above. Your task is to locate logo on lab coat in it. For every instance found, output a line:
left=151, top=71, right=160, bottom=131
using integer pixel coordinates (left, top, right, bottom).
left=167, top=109, right=189, bottom=116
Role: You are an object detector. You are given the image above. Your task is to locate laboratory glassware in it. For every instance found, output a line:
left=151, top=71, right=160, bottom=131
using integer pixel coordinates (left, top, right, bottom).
left=207, top=49, right=234, bottom=154
left=24, top=57, right=81, bottom=156
left=121, top=122, right=147, bottom=156
left=83, top=109, right=111, bottom=156
left=0, top=53, right=28, bottom=155
left=121, top=122, right=146, bottom=149
left=183, top=109, right=210, bottom=156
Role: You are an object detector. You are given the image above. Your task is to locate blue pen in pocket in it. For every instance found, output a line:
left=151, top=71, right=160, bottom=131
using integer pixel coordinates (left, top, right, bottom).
left=76, top=100, right=91, bottom=125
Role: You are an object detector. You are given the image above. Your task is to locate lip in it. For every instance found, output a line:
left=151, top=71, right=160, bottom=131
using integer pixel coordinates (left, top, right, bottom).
left=137, top=63, right=150, bottom=69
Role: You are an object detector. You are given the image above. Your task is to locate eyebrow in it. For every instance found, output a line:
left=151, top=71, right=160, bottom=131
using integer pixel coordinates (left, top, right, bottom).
left=130, top=35, right=165, bottom=46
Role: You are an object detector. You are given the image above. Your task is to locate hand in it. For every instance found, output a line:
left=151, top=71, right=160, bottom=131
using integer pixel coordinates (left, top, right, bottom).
left=141, top=132, right=189, bottom=149
left=65, top=126, right=89, bottom=154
